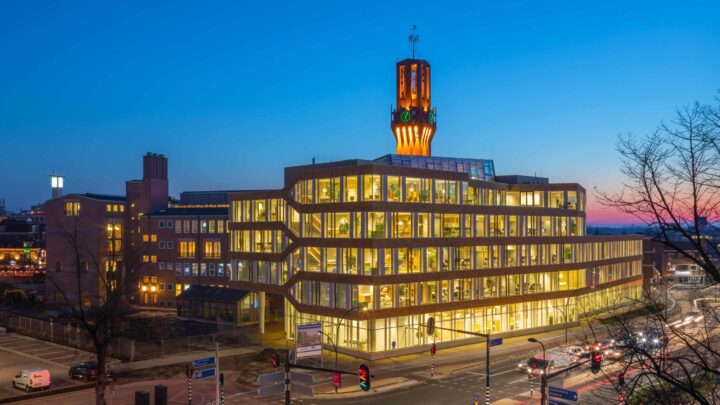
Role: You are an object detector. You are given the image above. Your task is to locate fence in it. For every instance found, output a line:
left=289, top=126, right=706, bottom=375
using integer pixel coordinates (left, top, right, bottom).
left=0, top=311, right=261, bottom=362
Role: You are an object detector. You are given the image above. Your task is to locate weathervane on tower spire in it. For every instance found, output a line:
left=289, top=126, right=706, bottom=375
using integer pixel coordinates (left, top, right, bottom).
left=409, top=25, right=419, bottom=59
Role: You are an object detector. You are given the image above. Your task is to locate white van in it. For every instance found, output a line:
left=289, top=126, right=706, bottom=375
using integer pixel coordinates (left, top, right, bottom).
left=12, top=368, right=51, bottom=392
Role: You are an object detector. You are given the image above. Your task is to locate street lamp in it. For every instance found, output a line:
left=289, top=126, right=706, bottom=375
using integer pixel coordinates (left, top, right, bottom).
left=528, top=337, right=548, bottom=405
left=334, top=306, right=363, bottom=369
left=553, top=297, right=571, bottom=345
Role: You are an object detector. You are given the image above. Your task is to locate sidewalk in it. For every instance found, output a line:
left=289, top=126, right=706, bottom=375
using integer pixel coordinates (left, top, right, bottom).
left=112, top=344, right=263, bottom=373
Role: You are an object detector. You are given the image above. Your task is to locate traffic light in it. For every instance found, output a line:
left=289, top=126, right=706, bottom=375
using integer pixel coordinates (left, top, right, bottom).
left=185, top=365, right=193, bottom=379
left=270, top=352, right=280, bottom=368
left=358, top=364, right=370, bottom=391
left=219, top=372, right=224, bottom=387
left=430, top=343, right=437, bottom=356
left=591, top=351, right=602, bottom=374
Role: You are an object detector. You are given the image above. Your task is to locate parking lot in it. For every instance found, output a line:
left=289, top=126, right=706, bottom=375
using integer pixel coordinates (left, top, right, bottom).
left=0, top=333, right=94, bottom=399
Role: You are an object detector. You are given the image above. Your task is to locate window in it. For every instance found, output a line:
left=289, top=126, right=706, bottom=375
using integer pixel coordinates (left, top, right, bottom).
left=344, top=176, right=358, bottom=202
left=179, top=241, right=196, bottom=258
left=175, top=220, right=182, bottom=233
left=200, top=220, right=208, bottom=233
left=151, top=234, right=157, bottom=242
left=405, top=177, right=431, bottom=203
left=200, top=263, right=207, bottom=276
left=204, top=241, right=222, bottom=259
left=159, top=220, right=165, bottom=228
left=159, top=241, right=166, bottom=249
left=386, top=176, right=401, bottom=202
left=363, top=175, right=382, bottom=201
left=64, top=201, right=80, bottom=216
left=106, top=222, right=122, bottom=253
left=159, top=262, right=166, bottom=271
left=143, top=234, right=149, bottom=242
left=209, top=263, right=216, bottom=276
left=167, top=241, right=174, bottom=249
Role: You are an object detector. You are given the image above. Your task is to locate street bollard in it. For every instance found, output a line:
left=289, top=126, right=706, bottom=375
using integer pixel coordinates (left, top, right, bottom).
left=134, top=390, right=150, bottom=405
left=154, top=384, right=168, bottom=405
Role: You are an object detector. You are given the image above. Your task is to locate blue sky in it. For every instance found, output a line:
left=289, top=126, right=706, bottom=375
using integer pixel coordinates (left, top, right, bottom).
left=1, top=1, right=719, bottom=223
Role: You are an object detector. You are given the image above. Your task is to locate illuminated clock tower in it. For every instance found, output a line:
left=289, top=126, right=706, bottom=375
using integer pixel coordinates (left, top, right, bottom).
left=391, top=27, right=436, bottom=156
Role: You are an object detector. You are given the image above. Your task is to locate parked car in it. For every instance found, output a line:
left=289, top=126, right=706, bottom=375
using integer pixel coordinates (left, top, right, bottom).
left=68, top=362, right=98, bottom=382
left=12, top=369, right=51, bottom=392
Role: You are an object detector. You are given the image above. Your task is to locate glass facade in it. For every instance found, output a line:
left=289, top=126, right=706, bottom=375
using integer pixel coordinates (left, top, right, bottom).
left=228, top=164, right=643, bottom=357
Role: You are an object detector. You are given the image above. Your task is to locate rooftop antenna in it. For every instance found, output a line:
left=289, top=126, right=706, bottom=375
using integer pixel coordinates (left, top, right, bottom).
left=409, top=25, right=419, bottom=59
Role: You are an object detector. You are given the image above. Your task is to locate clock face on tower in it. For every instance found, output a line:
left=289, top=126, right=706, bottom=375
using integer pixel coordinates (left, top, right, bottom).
left=399, top=110, right=412, bottom=123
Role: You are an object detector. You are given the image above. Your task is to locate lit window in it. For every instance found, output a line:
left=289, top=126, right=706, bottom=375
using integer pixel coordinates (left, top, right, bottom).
left=151, top=234, right=157, bottom=242
left=143, top=235, right=149, bottom=242
left=64, top=201, right=80, bottom=216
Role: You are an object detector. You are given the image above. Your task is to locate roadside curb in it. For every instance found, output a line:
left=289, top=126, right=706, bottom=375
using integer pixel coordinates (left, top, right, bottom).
left=313, top=378, right=419, bottom=398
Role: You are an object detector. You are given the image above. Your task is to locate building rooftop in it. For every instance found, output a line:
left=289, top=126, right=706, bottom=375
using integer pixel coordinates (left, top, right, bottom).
left=178, top=285, right=250, bottom=304
left=80, top=193, right=126, bottom=202
left=145, top=207, right=228, bottom=217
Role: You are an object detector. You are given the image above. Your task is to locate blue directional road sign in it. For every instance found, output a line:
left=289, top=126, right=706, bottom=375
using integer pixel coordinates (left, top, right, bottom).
left=717, top=376, right=720, bottom=385
left=489, top=338, right=503, bottom=347
left=194, top=368, right=216, bottom=380
left=549, top=400, right=572, bottom=405
left=192, top=356, right=216, bottom=369
left=549, top=386, right=579, bottom=402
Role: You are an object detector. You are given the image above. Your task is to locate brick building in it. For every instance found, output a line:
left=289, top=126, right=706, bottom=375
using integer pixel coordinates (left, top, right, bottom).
left=44, top=153, right=241, bottom=310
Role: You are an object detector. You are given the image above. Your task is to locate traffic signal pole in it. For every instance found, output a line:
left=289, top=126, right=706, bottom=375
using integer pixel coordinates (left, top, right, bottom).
left=424, top=319, right=492, bottom=405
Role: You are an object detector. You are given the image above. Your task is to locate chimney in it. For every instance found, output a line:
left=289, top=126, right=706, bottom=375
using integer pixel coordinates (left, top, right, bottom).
left=143, top=153, right=168, bottom=180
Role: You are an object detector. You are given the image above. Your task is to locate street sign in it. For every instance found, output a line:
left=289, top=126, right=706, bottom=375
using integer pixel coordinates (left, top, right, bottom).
left=549, top=400, right=572, bottom=405
left=549, top=386, right=579, bottom=402
left=192, top=356, right=216, bottom=369
left=332, top=372, right=341, bottom=388
left=258, top=382, right=285, bottom=398
left=257, top=371, right=285, bottom=386
left=193, top=368, right=216, bottom=380
left=291, top=382, right=314, bottom=397
left=290, top=371, right=314, bottom=386
left=490, top=337, right=503, bottom=347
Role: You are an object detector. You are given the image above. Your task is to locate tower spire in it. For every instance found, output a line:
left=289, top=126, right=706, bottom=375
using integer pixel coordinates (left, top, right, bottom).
left=409, top=25, right=419, bottom=59
left=391, top=28, right=436, bottom=156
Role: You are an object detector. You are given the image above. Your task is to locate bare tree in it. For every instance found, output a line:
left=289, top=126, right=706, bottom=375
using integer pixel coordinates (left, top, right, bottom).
left=46, top=218, right=144, bottom=405
left=597, top=98, right=720, bottom=284
left=580, top=287, right=720, bottom=404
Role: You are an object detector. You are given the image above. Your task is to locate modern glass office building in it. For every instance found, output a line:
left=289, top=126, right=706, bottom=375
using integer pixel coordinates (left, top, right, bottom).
left=225, top=55, right=643, bottom=359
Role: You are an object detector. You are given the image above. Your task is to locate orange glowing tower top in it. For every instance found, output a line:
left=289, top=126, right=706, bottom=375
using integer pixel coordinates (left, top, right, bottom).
left=391, top=26, right=436, bottom=156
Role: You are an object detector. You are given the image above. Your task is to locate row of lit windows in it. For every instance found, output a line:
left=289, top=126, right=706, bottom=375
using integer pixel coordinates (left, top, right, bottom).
left=294, top=269, right=589, bottom=309
left=158, top=261, right=229, bottom=278
left=293, top=212, right=584, bottom=239
left=64, top=201, right=80, bottom=216
left=286, top=175, right=584, bottom=210
left=286, top=283, right=642, bottom=352
left=176, top=240, right=223, bottom=259
left=232, top=240, right=642, bottom=283
left=105, top=204, right=125, bottom=213
left=161, top=219, right=228, bottom=234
